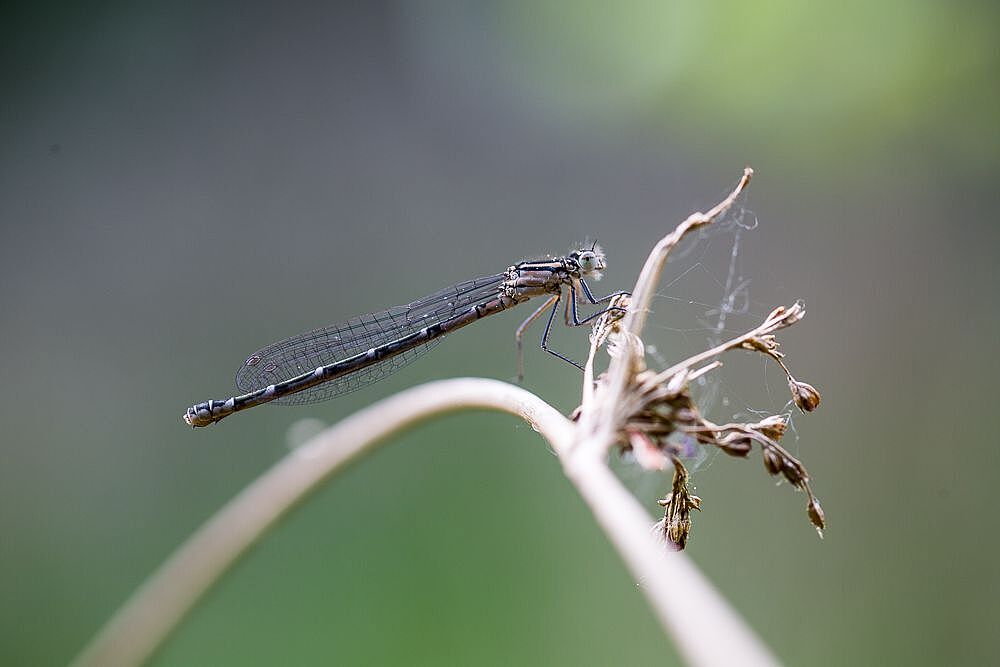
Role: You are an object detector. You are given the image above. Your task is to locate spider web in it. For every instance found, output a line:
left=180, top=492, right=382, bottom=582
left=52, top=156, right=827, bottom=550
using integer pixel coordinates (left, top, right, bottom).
left=620, top=193, right=802, bottom=481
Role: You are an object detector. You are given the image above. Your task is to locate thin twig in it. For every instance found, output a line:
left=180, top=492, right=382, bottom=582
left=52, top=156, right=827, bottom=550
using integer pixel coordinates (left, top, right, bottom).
left=651, top=300, right=802, bottom=384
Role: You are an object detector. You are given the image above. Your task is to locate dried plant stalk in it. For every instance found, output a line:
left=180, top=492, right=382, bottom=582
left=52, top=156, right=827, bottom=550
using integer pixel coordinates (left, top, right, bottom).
left=575, top=167, right=824, bottom=548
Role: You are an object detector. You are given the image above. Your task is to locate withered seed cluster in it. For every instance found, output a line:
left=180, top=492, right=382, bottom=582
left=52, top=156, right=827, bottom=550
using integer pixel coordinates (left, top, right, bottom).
left=588, top=301, right=824, bottom=549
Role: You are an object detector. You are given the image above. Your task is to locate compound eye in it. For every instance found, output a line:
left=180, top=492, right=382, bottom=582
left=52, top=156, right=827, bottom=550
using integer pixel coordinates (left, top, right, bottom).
left=577, top=251, right=596, bottom=271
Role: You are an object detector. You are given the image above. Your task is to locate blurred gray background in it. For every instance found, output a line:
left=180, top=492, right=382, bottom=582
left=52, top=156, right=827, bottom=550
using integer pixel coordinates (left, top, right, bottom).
left=2, top=2, right=998, bottom=665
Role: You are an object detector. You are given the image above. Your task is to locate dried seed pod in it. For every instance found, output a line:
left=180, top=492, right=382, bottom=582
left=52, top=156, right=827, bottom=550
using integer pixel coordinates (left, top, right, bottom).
left=789, top=378, right=822, bottom=412
left=781, top=460, right=806, bottom=488
left=762, top=446, right=784, bottom=476
left=718, top=433, right=753, bottom=457
left=807, top=497, right=826, bottom=530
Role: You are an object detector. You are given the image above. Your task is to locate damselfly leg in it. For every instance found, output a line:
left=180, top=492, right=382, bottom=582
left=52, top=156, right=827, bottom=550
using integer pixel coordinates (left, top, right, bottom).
left=516, top=282, right=630, bottom=381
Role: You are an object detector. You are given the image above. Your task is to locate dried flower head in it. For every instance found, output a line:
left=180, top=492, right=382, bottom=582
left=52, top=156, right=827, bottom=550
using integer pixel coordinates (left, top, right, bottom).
left=655, top=458, right=702, bottom=550
left=577, top=169, right=824, bottom=551
left=592, top=297, right=825, bottom=549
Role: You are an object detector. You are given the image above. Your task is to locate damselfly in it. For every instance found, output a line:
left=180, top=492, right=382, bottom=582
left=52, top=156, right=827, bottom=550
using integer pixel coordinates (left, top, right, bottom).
left=183, top=246, right=628, bottom=427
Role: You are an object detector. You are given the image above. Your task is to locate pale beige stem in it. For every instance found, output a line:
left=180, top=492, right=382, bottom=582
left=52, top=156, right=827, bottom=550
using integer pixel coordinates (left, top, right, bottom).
left=73, top=379, right=570, bottom=667
left=562, top=453, right=780, bottom=667
left=73, top=375, right=777, bottom=667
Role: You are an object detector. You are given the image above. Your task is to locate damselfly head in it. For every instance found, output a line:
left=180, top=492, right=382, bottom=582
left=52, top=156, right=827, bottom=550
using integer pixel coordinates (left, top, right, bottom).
left=570, top=245, right=606, bottom=279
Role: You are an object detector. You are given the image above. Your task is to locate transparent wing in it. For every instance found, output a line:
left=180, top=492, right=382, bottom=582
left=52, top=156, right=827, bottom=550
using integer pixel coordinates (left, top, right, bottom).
left=234, top=273, right=504, bottom=405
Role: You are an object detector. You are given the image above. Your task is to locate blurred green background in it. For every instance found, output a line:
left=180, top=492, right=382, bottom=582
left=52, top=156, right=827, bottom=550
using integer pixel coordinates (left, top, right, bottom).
left=2, top=1, right=998, bottom=665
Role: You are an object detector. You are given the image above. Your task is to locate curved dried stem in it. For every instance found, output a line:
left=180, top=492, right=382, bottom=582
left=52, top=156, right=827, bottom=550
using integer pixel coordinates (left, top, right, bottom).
left=74, top=379, right=572, bottom=667
left=73, top=376, right=776, bottom=667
